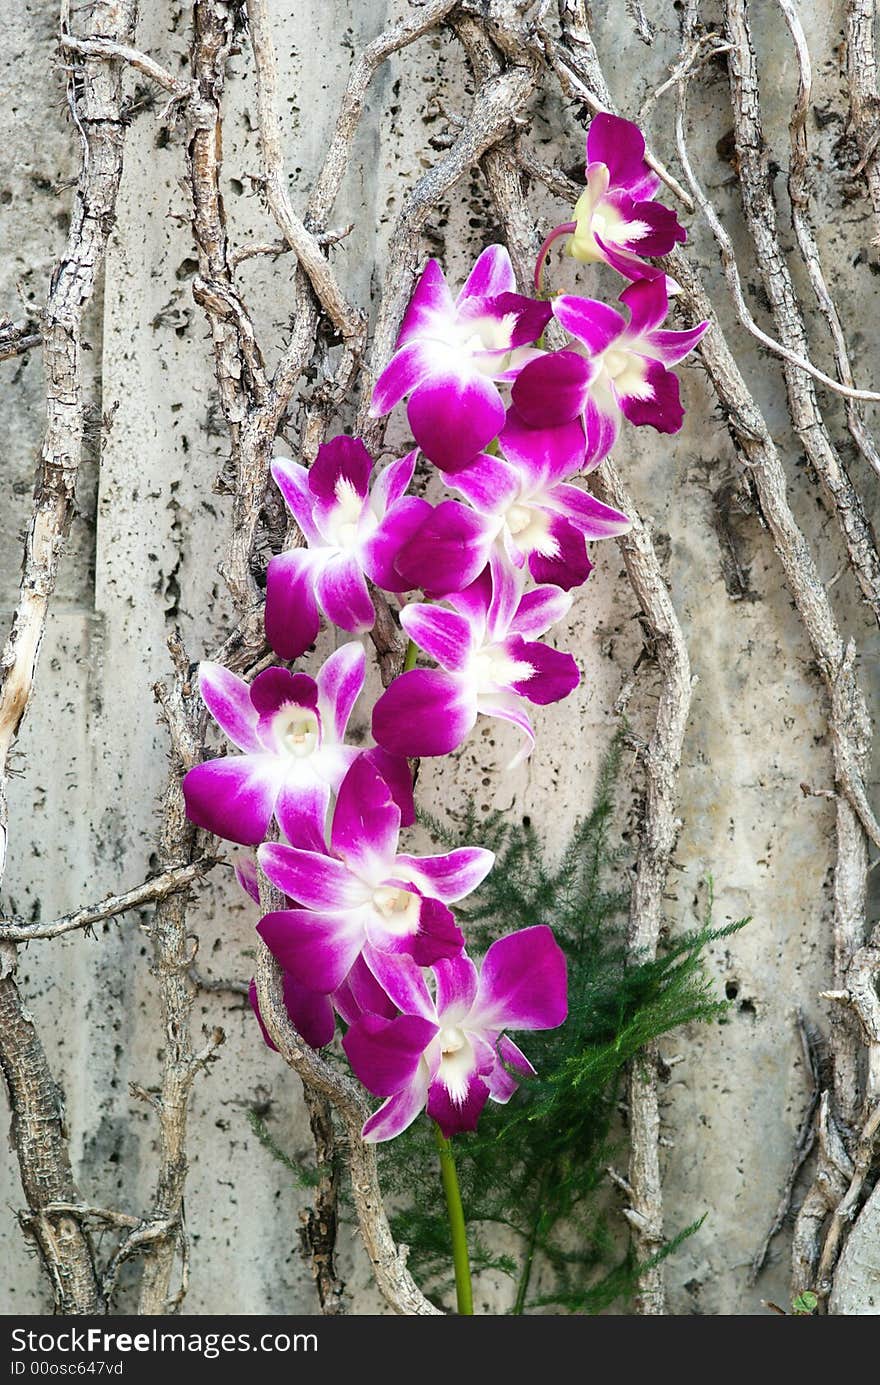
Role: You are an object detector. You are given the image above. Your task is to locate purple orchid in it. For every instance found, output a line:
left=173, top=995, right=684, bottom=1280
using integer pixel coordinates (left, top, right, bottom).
left=237, top=857, right=396, bottom=1050
left=394, top=410, right=629, bottom=596
left=535, top=113, right=686, bottom=287
left=265, top=436, right=430, bottom=660
left=370, top=246, right=552, bottom=473
left=512, top=279, right=708, bottom=463
left=372, top=565, right=578, bottom=764
left=256, top=755, right=494, bottom=993
left=182, top=642, right=402, bottom=849
left=343, top=926, right=567, bottom=1141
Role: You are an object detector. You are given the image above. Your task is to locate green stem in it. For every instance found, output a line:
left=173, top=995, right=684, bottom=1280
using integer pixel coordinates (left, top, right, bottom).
left=403, top=638, right=418, bottom=673
left=434, top=1125, right=473, bottom=1315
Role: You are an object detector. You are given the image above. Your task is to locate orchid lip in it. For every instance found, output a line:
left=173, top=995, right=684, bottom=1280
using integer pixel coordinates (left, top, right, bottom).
left=276, top=707, right=320, bottom=757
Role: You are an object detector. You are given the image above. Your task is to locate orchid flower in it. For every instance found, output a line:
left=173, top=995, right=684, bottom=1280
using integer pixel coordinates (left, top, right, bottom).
left=535, top=113, right=686, bottom=287
left=370, top=246, right=552, bottom=473
left=183, top=642, right=371, bottom=848
left=511, top=279, right=708, bottom=463
left=265, top=436, right=430, bottom=660
left=394, top=410, right=630, bottom=596
left=372, top=565, right=578, bottom=763
left=343, top=926, right=567, bottom=1141
left=256, top=756, right=494, bottom=992
left=237, top=857, right=396, bottom=1050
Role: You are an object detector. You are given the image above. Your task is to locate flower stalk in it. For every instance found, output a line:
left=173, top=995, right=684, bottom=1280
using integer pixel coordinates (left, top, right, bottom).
left=435, top=1126, right=473, bottom=1315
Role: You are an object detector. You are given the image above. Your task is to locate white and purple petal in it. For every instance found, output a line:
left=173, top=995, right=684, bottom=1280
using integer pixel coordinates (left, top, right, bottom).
left=197, top=662, right=261, bottom=753
left=393, top=846, right=494, bottom=904
left=472, top=924, right=568, bottom=1032
left=315, top=641, right=366, bottom=743
left=372, top=668, right=477, bottom=758
left=182, top=755, right=280, bottom=846
left=257, top=906, right=367, bottom=993
left=399, top=603, right=475, bottom=672
left=343, top=1013, right=439, bottom=1098
left=264, top=549, right=322, bottom=661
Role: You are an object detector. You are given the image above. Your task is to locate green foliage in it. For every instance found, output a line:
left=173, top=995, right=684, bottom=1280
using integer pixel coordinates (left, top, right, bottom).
left=791, top=1291, right=818, bottom=1316
left=380, top=736, right=746, bottom=1313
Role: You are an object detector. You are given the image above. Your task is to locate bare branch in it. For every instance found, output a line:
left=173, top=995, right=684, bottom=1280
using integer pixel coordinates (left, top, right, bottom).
left=59, top=34, right=189, bottom=97
left=0, top=860, right=215, bottom=942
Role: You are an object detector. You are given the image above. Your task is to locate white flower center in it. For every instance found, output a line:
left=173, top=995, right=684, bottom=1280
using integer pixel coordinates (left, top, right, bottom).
left=372, top=885, right=419, bottom=935
left=470, top=645, right=535, bottom=694
left=327, top=476, right=365, bottom=549
left=439, top=1026, right=465, bottom=1056
left=502, top=500, right=557, bottom=558
left=277, top=708, right=319, bottom=758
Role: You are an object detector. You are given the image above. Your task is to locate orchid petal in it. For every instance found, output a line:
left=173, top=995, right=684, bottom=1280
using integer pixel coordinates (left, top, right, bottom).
left=457, top=244, right=516, bottom=302
left=370, top=449, right=418, bottom=514
left=499, top=408, right=588, bottom=486
left=427, top=1070, right=490, bottom=1139
left=258, top=842, right=367, bottom=910
left=586, top=113, right=660, bottom=200
left=361, top=1072, right=430, bottom=1142
left=396, top=258, right=455, bottom=345
left=510, top=351, right=595, bottom=429
left=509, top=584, right=573, bottom=638
left=308, top=434, right=372, bottom=503
left=447, top=451, right=521, bottom=515
left=363, top=946, right=436, bottom=1023
left=331, top=756, right=400, bottom=880
left=360, top=495, right=433, bottom=593
left=316, top=641, right=365, bottom=743
left=527, top=514, right=593, bottom=591
left=257, top=907, right=367, bottom=993
left=264, top=549, right=322, bottom=660
left=182, top=755, right=280, bottom=846
left=371, top=339, right=436, bottom=416
left=407, top=371, right=505, bottom=473
left=394, top=500, right=496, bottom=596
left=393, top=847, right=494, bottom=903
left=487, top=1035, right=535, bottom=1103
left=372, top=668, right=477, bottom=758
left=618, top=356, right=685, bottom=433
left=315, top=553, right=375, bottom=634
left=433, top=952, right=480, bottom=1021
left=270, top=457, right=321, bottom=543
left=473, top=924, right=568, bottom=1031
left=546, top=483, right=631, bottom=537
left=474, top=691, right=536, bottom=767
left=197, top=662, right=261, bottom=753
left=362, top=747, right=415, bottom=828
left=343, top=1013, right=438, bottom=1098
left=552, top=294, right=625, bottom=355
left=399, top=603, right=475, bottom=671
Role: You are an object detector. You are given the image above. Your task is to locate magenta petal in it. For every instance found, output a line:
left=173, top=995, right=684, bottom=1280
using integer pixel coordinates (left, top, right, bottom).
left=547, top=482, right=631, bottom=538
left=394, top=846, right=494, bottom=903
left=372, top=669, right=476, bottom=758
left=594, top=231, right=664, bottom=283
left=249, top=978, right=277, bottom=1052
left=270, top=457, right=321, bottom=543
left=364, top=946, right=437, bottom=1022
left=331, top=756, right=400, bottom=877
left=487, top=1035, right=535, bottom=1103
left=510, top=584, right=573, bottom=638
left=510, top=350, right=594, bottom=429
left=527, top=515, right=594, bottom=591
left=344, top=1013, right=438, bottom=1098
left=183, top=755, right=279, bottom=846
left=399, top=603, right=475, bottom=671
left=434, top=951, right=479, bottom=1019
left=476, top=692, right=536, bottom=766
left=407, top=372, right=505, bottom=473
left=257, top=907, right=366, bottom=993
left=499, top=408, right=588, bottom=487
left=447, top=451, right=521, bottom=515
left=265, top=550, right=321, bottom=661
left=282, top=975, right=336, bottom=1049
left=457, top=244, right=516, bottom=302
left=394, top=500, right=495, bottom=596
left=474, top=924, right=568, bottom=1031
left=371, top=449, right=417, bottom=514
left=586, top=113, right=658, bottom=199
left=274, top=776, right=332, bottom=853
left=336, top=953, right=398, bottom=1023
left=250, top=666, right=318, bottom=715
left=258, top=842, right=365, bottom=910
left=552, top=294, right=625, bottom=356
left=362, top=1075, right=430, bottom=1143
left=308, top=434, right=373, bottom=503
left=316, top=642, right=366, bottom=742
left=397, top=258, right=455, bottom=346
left=582, top=395, right=621, bottom=468
left=371, top=339, right=435, bottom=417
left=362, top=747, right=415, bottom=828
left=492, top=292, right=554, bottom=349
left=646, top=322, right=709, bottom=366
left=235, top=855, right=261, bottom=904
left=198, top=662, right=261, bottom=753
left=315, top=553, right=375, bottom=634
left=619, top=277, right=669, bottom=337
left=618, top=357, right=685, bottom=433
left=504, top=635, right=580, bottom=706
left=406, top=895, right=465, bottom=967
left=427, top=1070, right=490, bottom=1139
left=623, top=197, right=687, bottom=255
left=361, top=495, right=433, bottom=593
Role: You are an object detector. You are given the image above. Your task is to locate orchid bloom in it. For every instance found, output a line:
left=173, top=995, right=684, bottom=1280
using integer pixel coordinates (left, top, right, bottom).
left=394, top=410, right=630, bottom=596
left=370, top=246, right=552, bottom=473
left=256, top=756, right=494, bottom=992
left=535, top=113, right=686, bottom=287
left=182, top=642, right=367, bottom=848
left=265, top=436, right=430, bottom=660
left=512, top=279, right=708, bottom=464
left=343, top=926, right=567, bottom=1141
left=372, top=565, right=578, bottom=764
left=237, top=858, right=396, bottom=1050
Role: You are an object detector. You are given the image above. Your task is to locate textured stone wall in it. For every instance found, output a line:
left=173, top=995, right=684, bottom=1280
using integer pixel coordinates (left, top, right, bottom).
left=1, top=2, right=878, bottom=1315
